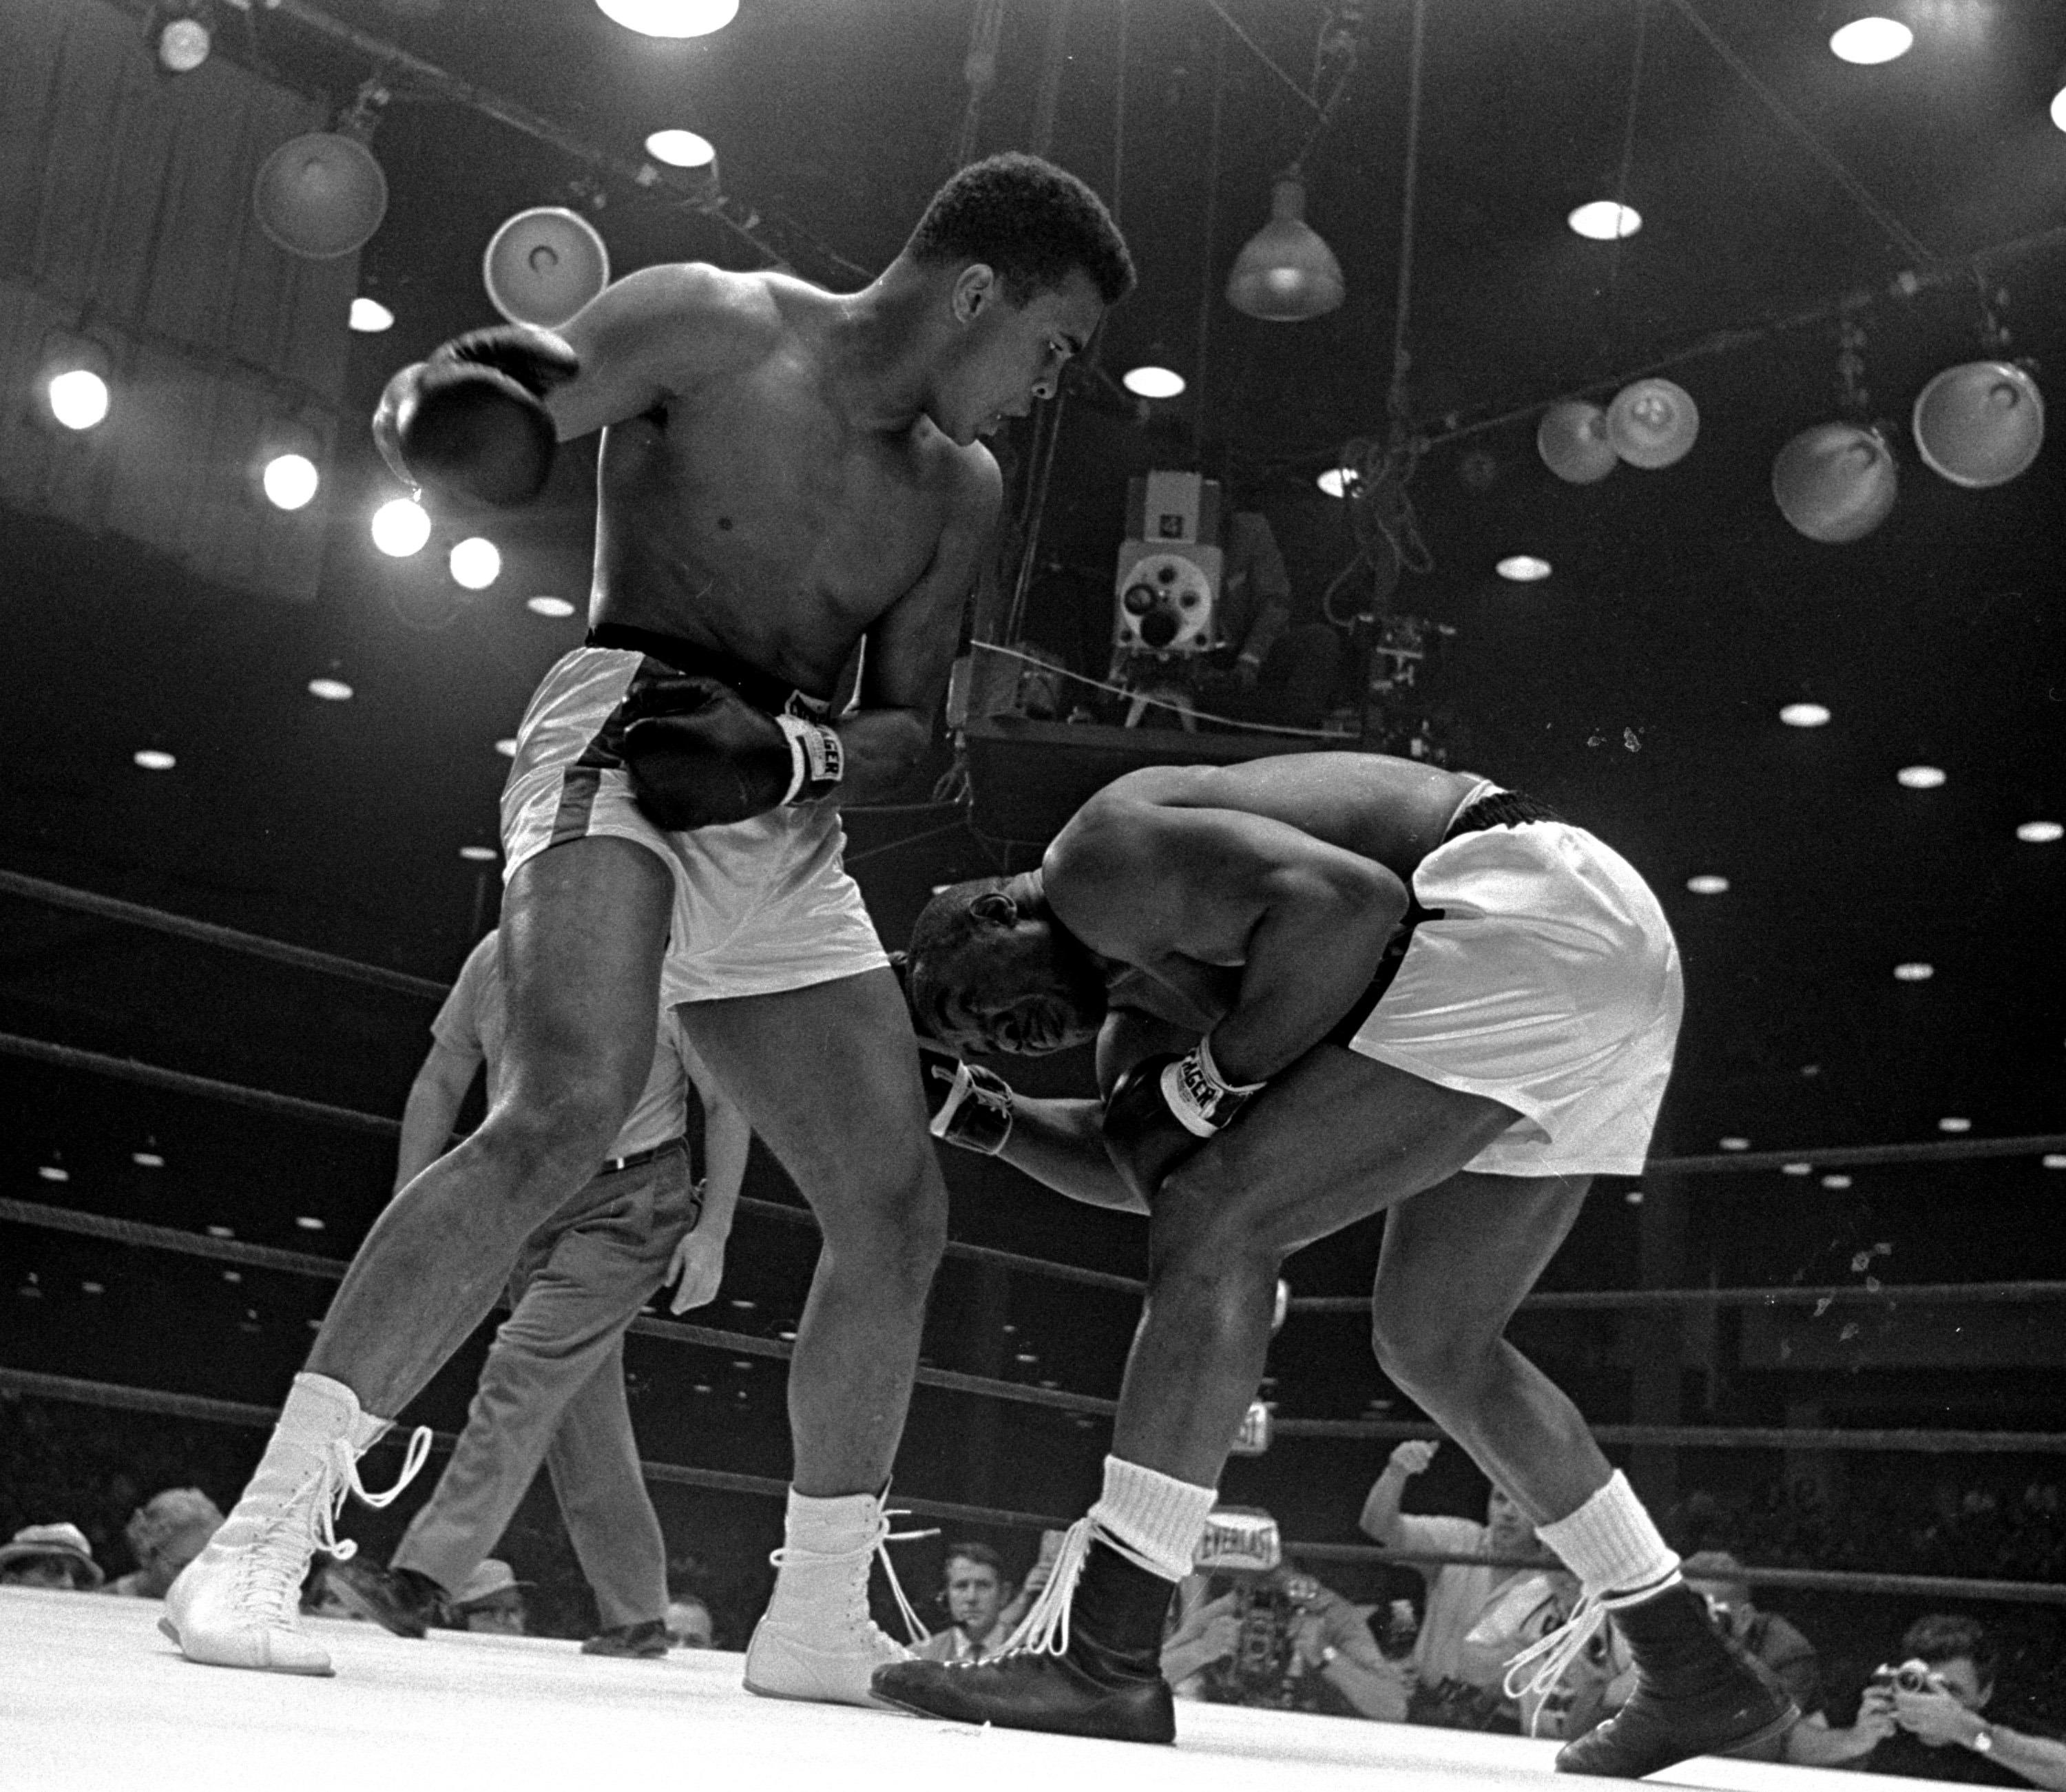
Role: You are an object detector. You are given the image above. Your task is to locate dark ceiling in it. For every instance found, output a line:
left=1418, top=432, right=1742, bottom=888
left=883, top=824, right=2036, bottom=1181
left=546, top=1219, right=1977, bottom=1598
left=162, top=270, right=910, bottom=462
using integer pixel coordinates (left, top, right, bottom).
left=3, top=0, right=2064, bottom=1465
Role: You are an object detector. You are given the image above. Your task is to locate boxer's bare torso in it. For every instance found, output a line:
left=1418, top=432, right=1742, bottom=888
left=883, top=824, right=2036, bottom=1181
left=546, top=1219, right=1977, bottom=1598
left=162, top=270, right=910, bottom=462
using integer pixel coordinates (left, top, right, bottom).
left=1045, top=753, right=1480, bottom=1050
left=549, top=262, right=1099, bottom=700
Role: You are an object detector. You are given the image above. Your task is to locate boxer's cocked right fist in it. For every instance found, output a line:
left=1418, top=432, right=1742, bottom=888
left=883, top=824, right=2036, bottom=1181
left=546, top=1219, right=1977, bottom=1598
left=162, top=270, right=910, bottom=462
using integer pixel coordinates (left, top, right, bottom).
left=373, top=326, right=579, bottom=508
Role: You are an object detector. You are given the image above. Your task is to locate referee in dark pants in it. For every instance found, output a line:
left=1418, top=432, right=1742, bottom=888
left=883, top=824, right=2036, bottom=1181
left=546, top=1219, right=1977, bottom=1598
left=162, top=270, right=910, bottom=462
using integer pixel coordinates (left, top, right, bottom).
left=326, top=931, right=750, bottom=1656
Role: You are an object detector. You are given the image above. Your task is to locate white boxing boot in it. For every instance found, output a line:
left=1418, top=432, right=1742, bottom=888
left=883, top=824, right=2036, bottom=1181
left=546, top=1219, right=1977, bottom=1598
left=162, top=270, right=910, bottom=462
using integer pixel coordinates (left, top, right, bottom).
left=160, top=1372, right=431, bottom=1674
left=743, top=1489, right=930, bottom=1708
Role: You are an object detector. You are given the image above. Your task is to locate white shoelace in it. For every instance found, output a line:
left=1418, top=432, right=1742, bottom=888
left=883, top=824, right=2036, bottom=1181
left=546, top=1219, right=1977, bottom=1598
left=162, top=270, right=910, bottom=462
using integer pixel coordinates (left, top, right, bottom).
left=233, top=1423, right=433, bottom=1623
left=1502, top=1590, right=1607, bottom=1736
left=766, top=1504, right=940, bottom=1647
left=994, top=1517, right=1095, bottom=1658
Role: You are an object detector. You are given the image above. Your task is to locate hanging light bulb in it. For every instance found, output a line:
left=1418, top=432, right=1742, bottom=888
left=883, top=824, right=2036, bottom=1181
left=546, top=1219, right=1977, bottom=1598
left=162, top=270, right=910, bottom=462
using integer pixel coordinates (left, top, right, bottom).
left=1226, top=176, right=1344, bottom=323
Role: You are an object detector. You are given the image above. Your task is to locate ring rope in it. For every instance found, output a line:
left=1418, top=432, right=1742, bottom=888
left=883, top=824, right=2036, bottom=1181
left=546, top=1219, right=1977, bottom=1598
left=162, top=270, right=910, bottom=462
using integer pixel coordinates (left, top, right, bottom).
left=0, top=1032, right=406, bottom=1137
left=0, top=1197, right=1117, bottom=1421
left=1294, top=1282, right=2066, bottom=1315
left=10, top=1023, right=2060, bottom=1190
left=8, top=1197, right=2063, bottom=1454
left=0, top=870, right=446, bottom=1000
left=3, top=1364, right=2060, bottom=1607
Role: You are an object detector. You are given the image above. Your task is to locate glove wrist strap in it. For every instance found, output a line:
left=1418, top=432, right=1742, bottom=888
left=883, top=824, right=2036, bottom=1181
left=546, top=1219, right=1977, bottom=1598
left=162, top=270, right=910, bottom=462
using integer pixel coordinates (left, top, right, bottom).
left=1159, top=1038, right=1266, bottom=1138
left=777, top=713, right=844, bottom=802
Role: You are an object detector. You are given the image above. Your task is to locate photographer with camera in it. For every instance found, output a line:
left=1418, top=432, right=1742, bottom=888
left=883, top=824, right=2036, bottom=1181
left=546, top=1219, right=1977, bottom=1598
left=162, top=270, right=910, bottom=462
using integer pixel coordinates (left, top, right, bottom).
left=1185, top=1561, right=1412, bottom=1722
left=1830, top=1615, right=2066, bottom=1786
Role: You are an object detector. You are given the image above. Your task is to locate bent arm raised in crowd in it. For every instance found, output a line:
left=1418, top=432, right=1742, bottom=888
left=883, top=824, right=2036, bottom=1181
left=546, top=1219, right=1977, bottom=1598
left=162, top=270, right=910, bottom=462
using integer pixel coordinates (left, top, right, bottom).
left=393, top=1041, right=481, bottom=1194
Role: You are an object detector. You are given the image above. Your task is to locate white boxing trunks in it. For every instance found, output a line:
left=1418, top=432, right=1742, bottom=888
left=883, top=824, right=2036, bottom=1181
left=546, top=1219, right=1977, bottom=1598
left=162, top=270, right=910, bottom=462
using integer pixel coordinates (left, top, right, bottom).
left=1338, top=786, right=1682, bottom=1178
left=499, top=640, right=889, bottom=1007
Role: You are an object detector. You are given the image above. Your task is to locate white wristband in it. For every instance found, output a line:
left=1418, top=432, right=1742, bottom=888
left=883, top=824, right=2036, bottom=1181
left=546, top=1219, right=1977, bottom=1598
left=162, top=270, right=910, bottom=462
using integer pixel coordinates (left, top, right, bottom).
left=777, top=713, right=844, bottom=802
left=1158, top=1036, right=1267, bottom=1138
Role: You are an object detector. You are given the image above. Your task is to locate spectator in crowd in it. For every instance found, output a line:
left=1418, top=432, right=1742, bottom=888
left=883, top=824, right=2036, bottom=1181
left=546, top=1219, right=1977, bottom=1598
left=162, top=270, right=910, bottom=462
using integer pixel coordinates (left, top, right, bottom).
left=1460, top=1564, right=1633, bottom=1742
left=0, top=1521, right=103, bottom=1590
left=1282, top=1567, right=1412, bottom=1722
left=665, top=1591, right=716, bottom=1649
left=1358, top=1439, right=1544, bottom=1729
left=107, top=1488, right=223, bottom=1599
left=1674, top=1550, right=1850, bottom=1765
left=1173, top=1561, right=1412, bottom=1722
left=1838, top=1615, right=2066, bottom=1788
left=915, top=1543, right=1018, bottom=1663
left=449, top=1559, right=528, bottom=1636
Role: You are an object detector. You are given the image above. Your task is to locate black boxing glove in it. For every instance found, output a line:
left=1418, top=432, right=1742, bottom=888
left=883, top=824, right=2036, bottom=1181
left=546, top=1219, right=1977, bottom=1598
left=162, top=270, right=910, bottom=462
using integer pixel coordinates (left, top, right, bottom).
left=1101, top=1038, right=1265, bottom=1205
left=618, top=673, right=844, bottom=831
left=373, top=326, right=580, bottom=508
left=918, top=1041, right=1014, bottom=1155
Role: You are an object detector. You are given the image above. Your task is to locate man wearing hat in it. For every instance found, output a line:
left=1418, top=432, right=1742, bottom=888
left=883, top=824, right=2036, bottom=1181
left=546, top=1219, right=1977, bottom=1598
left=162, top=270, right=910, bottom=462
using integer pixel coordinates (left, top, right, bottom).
left=448, top=1559, right=529, bottom=1635
left=108, top=1488, right=225, bottom=1599
left=0, top=1521, right=104, bottom=1590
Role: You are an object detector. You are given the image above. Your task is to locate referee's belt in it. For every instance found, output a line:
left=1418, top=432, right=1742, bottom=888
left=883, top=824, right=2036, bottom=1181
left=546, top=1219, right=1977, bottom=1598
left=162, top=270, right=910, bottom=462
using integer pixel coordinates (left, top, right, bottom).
left=597, top=1136, right=689, bottom=1176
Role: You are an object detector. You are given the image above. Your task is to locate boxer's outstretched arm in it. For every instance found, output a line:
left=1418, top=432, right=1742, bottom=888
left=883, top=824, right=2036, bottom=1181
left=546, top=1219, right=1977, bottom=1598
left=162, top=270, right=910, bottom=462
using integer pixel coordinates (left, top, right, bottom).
left=841, top=450, right=1003, bottom=800
left=995, top=1094, right=1147, bottom=1216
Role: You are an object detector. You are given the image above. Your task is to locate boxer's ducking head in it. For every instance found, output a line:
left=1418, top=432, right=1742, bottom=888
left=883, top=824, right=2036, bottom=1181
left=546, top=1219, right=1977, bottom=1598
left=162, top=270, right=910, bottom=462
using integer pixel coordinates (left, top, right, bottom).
left=907, top=872, right=1107, bottom=1056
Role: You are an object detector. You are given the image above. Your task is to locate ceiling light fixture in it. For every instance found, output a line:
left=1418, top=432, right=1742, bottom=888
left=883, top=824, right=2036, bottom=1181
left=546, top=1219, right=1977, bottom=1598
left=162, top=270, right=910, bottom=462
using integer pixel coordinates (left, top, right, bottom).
left=459, top=846, right=499, bottom=863
left=1495, top=555, right=1552, bottom=583
left=494, top=738, right=518, bottom=758
left=149, top=2, right=215, bottom=74
left=371, top=497, right=430, bottom=557
left=449, top=537, right=501, bottom=590
left=307, top=678, right=353, bottom=701
left=134, top=749, right=176, bottom=771
left=2015, top=820, right=2061, bottom=844
left=595, top=0, right=738, bottom=38
left=262, top=454, right=319, bottom=512
left=1567, top=200, right=1641, bottom=240
left=39, top=334, right=114, bottom=433
left=645, top=129, right=717, bottom=168
left=525, top=594, right=576, bottom=618
left=349, top=298, right=395, bottom=333
left=1780, top=702, right=1831, bottom=727
left=1896, top=764, right=1945, bottom=789
left=1227, top=176, right=1345, bottom=323
left=1316, top=467, right=1356, bottom=499
left=1821, top=1173, right=1853, bottom=1189
left=1938, top=1117, right=1972, bottom=1133
left=1122, top=365, right=1185, bottom=399
left=1686, top=875, right=1730, bottom=895
left=1892, top=961, right=1934, bottom=981
left=1829, top=17, right=1914, bottom=64
left=1720, top=1137, right=1750, bottom=1152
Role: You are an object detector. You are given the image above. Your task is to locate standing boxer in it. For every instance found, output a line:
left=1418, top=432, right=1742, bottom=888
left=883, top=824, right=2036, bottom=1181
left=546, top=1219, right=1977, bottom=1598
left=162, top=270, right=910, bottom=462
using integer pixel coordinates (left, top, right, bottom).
left=163, top=153, right=1131, bottom=1705
left=879, top=753, right=1793, bottom=1775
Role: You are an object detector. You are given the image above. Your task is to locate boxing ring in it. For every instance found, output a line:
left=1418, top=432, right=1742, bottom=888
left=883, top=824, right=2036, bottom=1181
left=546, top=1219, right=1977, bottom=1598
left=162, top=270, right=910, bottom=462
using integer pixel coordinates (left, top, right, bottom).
left=3, top=866, right=2063, bottom=1790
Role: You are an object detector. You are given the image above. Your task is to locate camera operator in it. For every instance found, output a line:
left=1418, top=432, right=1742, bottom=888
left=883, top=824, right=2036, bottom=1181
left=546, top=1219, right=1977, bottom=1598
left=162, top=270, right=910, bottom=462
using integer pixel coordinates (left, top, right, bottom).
left=1187, top=1561, right=1412, bottom=1721
left=1835, top=1615, right=2066, bottom=1787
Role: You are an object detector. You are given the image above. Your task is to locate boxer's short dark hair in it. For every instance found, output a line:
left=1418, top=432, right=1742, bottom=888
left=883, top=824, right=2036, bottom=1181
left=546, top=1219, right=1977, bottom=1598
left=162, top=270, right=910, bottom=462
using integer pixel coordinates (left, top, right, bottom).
left=905, top=877, right=1012, bottom=1040
left=908, top=153, right=1135, bottom=306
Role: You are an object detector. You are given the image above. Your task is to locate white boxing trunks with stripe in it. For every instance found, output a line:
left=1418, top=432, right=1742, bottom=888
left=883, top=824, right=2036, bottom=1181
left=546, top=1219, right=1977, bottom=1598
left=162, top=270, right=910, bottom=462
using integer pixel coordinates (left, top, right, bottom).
left=499, top=640, right=889, bottom=1007
left=1337, top=784, right=1682, bottom=1178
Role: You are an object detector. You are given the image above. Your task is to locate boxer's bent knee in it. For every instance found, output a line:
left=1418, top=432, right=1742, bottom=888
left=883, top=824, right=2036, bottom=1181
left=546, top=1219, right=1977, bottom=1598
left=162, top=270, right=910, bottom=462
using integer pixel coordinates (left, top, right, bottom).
left=468, top=1086, right=627, bottom=1188
left=1370, top=1315, right=1504, bottom=1408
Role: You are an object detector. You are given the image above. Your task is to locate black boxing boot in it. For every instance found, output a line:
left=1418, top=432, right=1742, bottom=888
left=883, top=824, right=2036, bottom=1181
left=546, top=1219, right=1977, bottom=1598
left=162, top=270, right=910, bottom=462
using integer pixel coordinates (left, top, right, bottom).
left=1556, top=1584, right=1797, bottom=1777
left=871, top=1525, right=1177, bottom=1744
left=320, top=1556, right=450, bottom=1640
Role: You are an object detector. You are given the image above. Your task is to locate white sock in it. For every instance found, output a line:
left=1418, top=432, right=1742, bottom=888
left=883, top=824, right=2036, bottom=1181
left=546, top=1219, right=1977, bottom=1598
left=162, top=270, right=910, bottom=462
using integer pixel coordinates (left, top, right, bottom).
left=781, top=1487, right=881, bottom=1554
left=1087, top=1455, right=1217, bottom=1583
left=1534, top=1470, right=1681, bottom=1607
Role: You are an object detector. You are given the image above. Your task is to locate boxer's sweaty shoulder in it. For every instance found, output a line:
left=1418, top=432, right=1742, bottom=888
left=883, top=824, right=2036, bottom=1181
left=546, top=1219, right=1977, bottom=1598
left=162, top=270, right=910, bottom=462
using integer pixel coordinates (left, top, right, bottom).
left=1074, top=754, right=1480, bottom=883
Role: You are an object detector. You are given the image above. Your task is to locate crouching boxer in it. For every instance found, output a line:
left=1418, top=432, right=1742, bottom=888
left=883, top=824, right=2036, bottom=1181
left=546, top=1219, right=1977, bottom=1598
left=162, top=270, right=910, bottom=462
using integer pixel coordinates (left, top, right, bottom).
left=884, top=752, right=1792, bottom=1775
